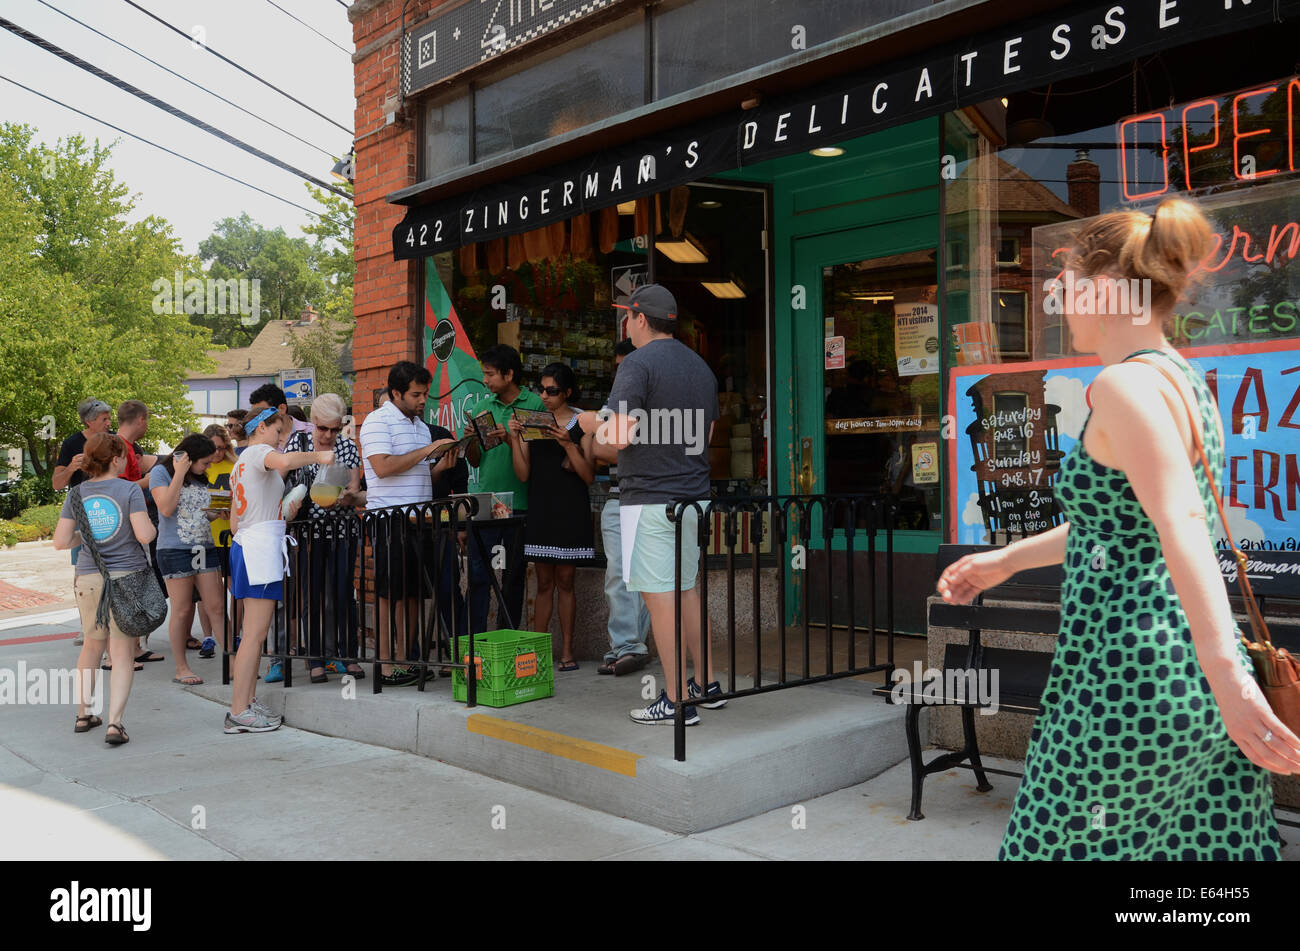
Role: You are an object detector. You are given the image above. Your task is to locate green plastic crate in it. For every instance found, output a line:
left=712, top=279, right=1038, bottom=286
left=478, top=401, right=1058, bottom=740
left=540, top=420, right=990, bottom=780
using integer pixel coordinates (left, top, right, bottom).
left=452, top=629, right=554, bottom=707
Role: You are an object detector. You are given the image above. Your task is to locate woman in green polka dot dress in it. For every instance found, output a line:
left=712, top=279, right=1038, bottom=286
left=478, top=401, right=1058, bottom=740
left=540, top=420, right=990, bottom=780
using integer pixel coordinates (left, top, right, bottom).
left=938, top=198, right=1300, bottom=860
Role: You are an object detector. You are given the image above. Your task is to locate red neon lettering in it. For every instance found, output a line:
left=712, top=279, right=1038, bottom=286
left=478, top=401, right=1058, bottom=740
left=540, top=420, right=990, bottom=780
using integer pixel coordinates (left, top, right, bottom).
left=1266, top=222, right=1300, bottom=263
left=1291, top=79, right=1300, bottom=172
left=1180, top=98, right=1220, bottom=192
left=1192, top=218, right=1300, bottom=276
left=1119, top=112, right=1168, bottom=202
left=1233, top=85, right=1280, bottom=181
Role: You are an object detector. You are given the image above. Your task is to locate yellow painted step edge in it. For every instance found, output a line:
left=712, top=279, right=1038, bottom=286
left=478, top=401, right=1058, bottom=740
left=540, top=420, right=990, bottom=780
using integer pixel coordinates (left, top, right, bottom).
left=467, top=714, right=643, bottom=777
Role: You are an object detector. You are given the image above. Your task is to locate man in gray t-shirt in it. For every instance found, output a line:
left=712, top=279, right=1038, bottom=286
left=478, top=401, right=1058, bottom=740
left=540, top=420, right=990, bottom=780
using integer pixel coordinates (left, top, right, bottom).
left=577, top=284, right=721, bottom=726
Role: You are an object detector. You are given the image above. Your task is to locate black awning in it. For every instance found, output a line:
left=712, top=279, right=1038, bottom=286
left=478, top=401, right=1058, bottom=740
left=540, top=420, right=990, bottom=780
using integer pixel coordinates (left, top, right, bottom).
left=393, top=0, right=1297, bottom=259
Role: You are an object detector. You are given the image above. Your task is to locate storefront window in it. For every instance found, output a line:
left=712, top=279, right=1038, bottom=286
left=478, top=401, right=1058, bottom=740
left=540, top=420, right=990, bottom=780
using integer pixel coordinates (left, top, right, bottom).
left=474, top=15, right=645, bottom=162
left=942, top=29, right=1300, bottom=550
left=652, top=0, right=932, bottom=101
left=422, top=90, right=471, bottom=179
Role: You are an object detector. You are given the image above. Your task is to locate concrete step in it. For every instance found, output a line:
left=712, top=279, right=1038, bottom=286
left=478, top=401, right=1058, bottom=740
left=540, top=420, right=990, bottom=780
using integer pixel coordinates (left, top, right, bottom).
left=191, top=662, right=914, bottom=833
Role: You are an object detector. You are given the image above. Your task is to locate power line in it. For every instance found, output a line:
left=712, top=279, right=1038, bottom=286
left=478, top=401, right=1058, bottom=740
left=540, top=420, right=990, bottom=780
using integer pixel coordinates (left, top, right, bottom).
left=0, top=72, right=340, bottom=224
left=34, top=0, right=337, bottom=160
left=265, top=0, right=351, bottom=56
left=119, top=0, right=352, bottom=136
left=0, top=16, right=351, bottom=198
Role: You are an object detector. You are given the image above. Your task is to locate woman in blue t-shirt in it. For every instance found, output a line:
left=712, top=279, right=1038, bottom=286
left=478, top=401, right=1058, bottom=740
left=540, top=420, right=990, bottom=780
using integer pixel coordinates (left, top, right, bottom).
left=53, top=433, right=157, bottom=745
left=149, top=432, right=221, bottom=688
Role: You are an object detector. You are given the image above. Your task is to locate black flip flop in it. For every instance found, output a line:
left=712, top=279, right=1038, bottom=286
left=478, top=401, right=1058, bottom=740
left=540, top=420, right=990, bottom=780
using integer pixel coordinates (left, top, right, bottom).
left=103, top=662, right=145, bottom=672
left=310, top=668, right=328, bottom=684
left=135, top=651, right=165, bottom=663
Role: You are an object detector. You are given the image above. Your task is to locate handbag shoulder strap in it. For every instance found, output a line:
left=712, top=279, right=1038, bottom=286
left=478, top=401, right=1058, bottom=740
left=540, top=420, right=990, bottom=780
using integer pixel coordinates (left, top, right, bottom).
left=1126, top=353, right=1269, bottom=645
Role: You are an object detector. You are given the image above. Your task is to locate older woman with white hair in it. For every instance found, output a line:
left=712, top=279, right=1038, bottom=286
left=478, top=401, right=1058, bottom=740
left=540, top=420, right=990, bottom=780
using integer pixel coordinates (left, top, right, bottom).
left=283, top=393, right=365, bottom=682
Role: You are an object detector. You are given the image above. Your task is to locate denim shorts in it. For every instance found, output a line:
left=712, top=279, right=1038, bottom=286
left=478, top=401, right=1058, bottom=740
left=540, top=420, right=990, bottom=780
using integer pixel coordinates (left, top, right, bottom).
left=620, top=503, right=700, bottom=594
left=157, top=546, right=222, bottom=580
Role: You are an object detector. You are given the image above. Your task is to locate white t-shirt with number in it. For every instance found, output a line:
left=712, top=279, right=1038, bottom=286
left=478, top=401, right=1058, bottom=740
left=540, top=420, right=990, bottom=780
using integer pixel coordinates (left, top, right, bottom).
left=230, top=443, right=284, bottom=529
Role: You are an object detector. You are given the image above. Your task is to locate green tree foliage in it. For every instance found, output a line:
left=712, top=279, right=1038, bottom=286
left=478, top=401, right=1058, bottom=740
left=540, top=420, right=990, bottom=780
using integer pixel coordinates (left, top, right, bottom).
left=198, top=212, right=327, bottom=346
left=292, top=181, right=355, bottom=402
left=0, top=126, right=214, bottom=476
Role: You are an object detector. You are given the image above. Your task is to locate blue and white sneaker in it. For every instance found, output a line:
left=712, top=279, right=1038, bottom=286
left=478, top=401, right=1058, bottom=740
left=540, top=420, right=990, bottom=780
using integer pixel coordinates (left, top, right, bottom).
left=687, top=677, right=727, bottom=709
left=630, top=690, right=699, bottom=726
left=199, top=636, right=217, bottom=658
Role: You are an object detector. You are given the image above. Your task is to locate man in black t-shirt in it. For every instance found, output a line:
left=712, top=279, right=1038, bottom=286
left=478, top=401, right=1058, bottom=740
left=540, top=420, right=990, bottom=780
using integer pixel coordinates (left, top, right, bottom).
left=53, top=399, right=113, bottom=491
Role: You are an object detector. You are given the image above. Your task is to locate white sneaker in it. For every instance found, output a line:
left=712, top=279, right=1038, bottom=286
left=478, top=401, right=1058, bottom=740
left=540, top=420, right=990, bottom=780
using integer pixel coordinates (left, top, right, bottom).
left=629, top=690, right=699, bottom=726
left=224, top=707, right=281, bottom=734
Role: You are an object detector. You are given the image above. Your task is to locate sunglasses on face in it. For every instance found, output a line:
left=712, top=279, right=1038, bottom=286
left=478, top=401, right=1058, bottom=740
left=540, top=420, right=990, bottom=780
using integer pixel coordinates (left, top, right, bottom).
left=314, top=424, right=343, bottom=434
left=539, top=386, right=565, bottom=397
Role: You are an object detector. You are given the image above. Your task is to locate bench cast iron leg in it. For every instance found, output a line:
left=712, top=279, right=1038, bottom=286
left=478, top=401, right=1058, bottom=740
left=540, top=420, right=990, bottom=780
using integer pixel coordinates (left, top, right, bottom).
left=905, top=703, right=926, bottom=821
left=961, top=705, right=993, bottom=792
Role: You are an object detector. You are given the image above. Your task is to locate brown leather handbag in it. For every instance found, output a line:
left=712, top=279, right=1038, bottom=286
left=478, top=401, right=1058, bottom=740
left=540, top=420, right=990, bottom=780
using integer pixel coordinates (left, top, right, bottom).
left=1130, top=354, right=1300, bottom=731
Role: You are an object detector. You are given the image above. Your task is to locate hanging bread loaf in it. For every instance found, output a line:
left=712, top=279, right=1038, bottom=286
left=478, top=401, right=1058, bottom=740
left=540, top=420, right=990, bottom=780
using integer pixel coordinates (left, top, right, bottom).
left=523, top=225, right=548, bottom=262
left=669, top=186, right=690, bottom=238
left=485, top=237, right=506, bottom=274
left=508, top=232, right=526, bottom=270
left=569, top=213, right=592, bottom=260
left=599, top=205, right=619, bottom=254
left=458, top=242, right=478, bottom=278
left=546, top=219, right=567, bottom=259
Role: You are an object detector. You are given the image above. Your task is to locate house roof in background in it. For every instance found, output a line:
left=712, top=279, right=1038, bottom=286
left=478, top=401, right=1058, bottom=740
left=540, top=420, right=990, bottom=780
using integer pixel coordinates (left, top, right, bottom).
left=189, top=319, right=317, bottom=381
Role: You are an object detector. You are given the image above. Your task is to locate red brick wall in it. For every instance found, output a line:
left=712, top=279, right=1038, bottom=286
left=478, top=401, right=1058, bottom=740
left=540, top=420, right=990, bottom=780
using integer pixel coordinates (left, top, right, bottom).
left=349, top=0, right=443, bottom=427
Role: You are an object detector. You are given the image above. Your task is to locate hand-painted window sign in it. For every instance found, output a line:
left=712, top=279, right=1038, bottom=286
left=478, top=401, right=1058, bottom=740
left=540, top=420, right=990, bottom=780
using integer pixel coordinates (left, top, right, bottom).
left=394, top=0, right=1300, bottom=258
left=404, top=0, right=629, bottom=96
left=1118, top=75, right=1300, bottom=201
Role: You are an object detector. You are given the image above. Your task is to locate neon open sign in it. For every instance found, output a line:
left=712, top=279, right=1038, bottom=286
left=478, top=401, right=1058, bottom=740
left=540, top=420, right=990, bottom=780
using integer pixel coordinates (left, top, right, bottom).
left=1118, top=75, right=1300, bottom=201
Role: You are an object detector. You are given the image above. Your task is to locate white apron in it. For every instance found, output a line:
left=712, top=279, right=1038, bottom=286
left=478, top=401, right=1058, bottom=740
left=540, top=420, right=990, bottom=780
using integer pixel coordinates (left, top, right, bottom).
left=234, top=519, right=296, bottom=586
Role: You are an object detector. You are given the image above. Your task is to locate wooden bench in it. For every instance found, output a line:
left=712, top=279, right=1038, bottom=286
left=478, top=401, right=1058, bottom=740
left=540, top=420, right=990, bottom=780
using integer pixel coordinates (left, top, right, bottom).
left=877, top=545, right=1300, bottom=824
left=874, top=544, right=1061, bottom=821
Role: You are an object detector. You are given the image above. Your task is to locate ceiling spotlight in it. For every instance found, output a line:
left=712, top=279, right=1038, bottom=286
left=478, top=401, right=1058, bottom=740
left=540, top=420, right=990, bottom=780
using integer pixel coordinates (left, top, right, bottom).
left=699, top=200, right=722, bottom=209
left=810, top=147, right=844, bottom=157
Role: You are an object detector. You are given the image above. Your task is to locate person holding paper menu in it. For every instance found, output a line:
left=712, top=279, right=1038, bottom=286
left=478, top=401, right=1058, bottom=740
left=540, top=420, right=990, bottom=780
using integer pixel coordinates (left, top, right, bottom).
left=576, top=284, right=722, bottom=726
left=508, top=363, right=595, bottom=671
left=468, top=345, right=546, bottom=634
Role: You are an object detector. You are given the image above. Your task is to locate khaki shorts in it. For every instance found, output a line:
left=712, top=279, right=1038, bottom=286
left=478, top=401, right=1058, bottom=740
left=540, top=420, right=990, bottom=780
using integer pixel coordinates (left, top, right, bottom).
left=73, top=572, right=133, bottom=641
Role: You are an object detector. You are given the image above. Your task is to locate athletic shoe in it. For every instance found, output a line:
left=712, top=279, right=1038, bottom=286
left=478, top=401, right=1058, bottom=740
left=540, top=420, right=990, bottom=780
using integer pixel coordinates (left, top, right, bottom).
left=264, top=661, right=284, bottom=683
left=249, top=697, right=281, bottom=723
left=630, top=690, right=699, bottom=726
left=199, top=636, right=217, bottom=658
left=687, top=676, right=727, bottom=710
left=224, top=707, right=282, bottom=734
left=381, top=666, right=420, bottom=687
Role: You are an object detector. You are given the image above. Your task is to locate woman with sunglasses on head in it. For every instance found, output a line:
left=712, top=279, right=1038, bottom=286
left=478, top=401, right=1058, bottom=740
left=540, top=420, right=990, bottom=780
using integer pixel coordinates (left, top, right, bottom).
left=225, top=408, right=333, bottom=733
left=150, top=432, right=224, bottom=688
left=283, top=393, right=365, bottom=683
left=507, top=363, right=596, bottom=671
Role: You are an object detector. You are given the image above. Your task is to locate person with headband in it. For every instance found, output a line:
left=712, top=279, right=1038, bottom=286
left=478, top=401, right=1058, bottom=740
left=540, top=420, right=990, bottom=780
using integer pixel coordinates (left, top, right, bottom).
left=224, top=408, right=333, bottom=733
left=939, top=198, right=1300, bottom=860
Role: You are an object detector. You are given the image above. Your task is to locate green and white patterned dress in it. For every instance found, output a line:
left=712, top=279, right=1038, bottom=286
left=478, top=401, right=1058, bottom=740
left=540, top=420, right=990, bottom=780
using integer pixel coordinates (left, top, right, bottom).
left=999, top=348, right=1279, bottom=860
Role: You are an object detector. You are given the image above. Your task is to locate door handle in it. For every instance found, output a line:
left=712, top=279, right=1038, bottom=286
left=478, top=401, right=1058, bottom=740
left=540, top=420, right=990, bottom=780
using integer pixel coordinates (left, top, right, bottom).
left=799, top=437, right=814, bottom=496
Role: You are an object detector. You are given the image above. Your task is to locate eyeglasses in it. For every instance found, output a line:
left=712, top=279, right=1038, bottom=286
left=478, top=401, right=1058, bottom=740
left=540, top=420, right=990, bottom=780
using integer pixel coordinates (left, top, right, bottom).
left=538, top=386, right=564, bottom=397
left=314, top=424, right=343, bottom=434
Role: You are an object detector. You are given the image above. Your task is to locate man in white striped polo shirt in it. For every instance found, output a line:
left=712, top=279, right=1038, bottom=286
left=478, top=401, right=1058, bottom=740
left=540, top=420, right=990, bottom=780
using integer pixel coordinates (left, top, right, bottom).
left=360, top=361, right=457, bottom=685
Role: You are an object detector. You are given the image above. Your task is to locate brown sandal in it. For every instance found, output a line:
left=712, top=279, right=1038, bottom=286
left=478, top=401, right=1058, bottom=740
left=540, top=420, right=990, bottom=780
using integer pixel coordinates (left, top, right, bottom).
left=75, top=714, right=102, bottom=733
left=105, top=723, right=129, bottom=745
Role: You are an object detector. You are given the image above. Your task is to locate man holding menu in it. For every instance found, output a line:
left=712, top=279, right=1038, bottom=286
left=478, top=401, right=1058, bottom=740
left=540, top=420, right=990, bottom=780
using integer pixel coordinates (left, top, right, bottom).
left=576, top=285, right=722, bottom=726
left=469, top=345, right=546, bottom=633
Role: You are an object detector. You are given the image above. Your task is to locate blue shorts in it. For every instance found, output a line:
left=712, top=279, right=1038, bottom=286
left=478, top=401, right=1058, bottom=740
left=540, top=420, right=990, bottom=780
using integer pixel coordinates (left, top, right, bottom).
left=229, top=539, right=283, bottom=602
left=157, top=546, right=221, bottom=580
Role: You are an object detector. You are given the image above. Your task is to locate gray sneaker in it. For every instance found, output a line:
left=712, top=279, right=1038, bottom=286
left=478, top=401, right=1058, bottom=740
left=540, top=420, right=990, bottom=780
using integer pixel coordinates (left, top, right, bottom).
left=249, top=697, right=281, bottom=722
left=224, top=707, right=282, bottom=734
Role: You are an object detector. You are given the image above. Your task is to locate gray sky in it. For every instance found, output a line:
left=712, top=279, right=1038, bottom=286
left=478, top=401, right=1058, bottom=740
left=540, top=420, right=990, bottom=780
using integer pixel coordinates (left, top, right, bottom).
left=1, top=0, right=356, bottom=255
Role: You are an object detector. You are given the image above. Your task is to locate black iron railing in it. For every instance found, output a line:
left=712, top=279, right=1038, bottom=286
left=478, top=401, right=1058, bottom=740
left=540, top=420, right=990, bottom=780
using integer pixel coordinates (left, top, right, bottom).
left=219, top=496, right=526, bottom=704
left=667, top=493, right=897, bottom=760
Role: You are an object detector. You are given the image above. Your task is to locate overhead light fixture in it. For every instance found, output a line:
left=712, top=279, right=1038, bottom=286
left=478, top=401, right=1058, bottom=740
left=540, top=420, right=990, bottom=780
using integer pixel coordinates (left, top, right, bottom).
left=331, top=146, right=355, bottom=183
left=701, top=279, right=746, bottom=299
left=851, top=293, right=895, bottom=303
left=810, top=146, right=844, bottom=157
left=1000, top=97, right=1009, bottom=108
left=656, top=233, right=709, bottom=264
left=741, top=93, right=762, bottom=110
left=698, top=200, right=722, bottom=209
left=616, top=201, right=636, bottom=215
